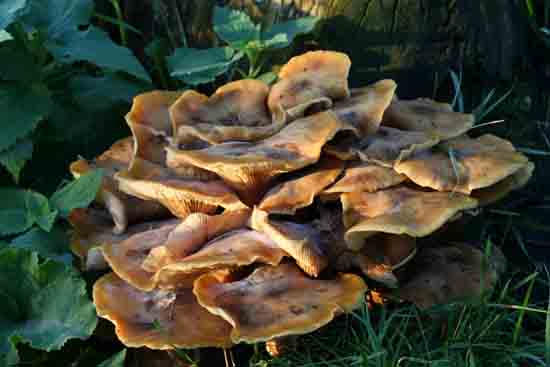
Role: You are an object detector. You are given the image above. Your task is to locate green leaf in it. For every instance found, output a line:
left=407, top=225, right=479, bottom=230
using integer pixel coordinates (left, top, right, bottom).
left=10, top=226, right=72, bottom=265
left=0, top=189, right=57, bottom=236
left=69, top=74, right=149, bottom=111
left=0, top=30, right=13, bottom=42
left=97, top=349, right=127, bottom=367
left=213, top=6, right=259, bottom=48
left=167, top=47, right=241, bottom=86
left=256, top=71, right=278, bottom=85
left=46, top=26, right=151, bottom=82
left=262, top=17, right=319, bottom=49
left=0, top=82, right=52, bottom=152
left=0, top=139, right=33, bottom=182
left=49, top=169, right=103, bottom=217
left=0, top=248, right=97, bottom=366
left=0, top=42, right=41, bottom=82
left=0, top=0, right=28, bottom=30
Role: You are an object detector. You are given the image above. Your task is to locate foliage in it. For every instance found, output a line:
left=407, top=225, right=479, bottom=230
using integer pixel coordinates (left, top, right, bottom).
left=97, top=349, right=126, bottom=367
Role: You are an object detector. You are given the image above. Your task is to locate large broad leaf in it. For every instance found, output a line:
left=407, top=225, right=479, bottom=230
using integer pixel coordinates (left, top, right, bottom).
left=0, top=189, right=57, bottom=236
left=46, top=26, right=151, bottom=82
left=10, top=226, right=72, bottom=265
left=0, top=248, right=97, bottom=366
left=97, top=349, right=127, bottom=367
left=0, top=0, right=28, bottom=30
left=213, top=6, right=259, bottom=48
left=167, top=47, right=241, bottom=85
left=0, top=82, right=52, bottom=153
left=0, top=139, right=33, bottom=183
left=262, top=17, right=319, bottom=49
left=49, top=168, right=103, bottom=217
left=0, top=42, right=41, bottom=82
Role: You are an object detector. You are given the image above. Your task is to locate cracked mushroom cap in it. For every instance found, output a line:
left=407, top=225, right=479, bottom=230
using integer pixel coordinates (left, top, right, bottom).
left=382, top=97, right=474, bottom=139
left=355, top=126, right=440, bottom=167
left=394, top=134, right=529, bottom=194
left=171, top=80, right=285, bottom=145
left=125, top=91, right=182, bottom=166
left=251, top=208, right=328, bottom=277
left=341, top=186, right=478, bottom=250
left=193, top=262, right=367, bottom=344
left=333, top=80, right=397, bottom=135
left=152, top=229, right=288, bottom=289
left=114, top=158, right=247, bottom=218
left=165, top=110, right=353, bottom=205
left=93, top=273, right=233, bottom=349
left=258, top=157, right=344, bottom=215
left=70, top=137, right=169, bottom=234
left=268, top=51, right=351, bottom=122
left=395, top=243, right=506, bottom=309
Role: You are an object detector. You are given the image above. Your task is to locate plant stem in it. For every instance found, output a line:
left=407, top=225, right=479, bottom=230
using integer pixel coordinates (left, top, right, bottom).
left=110, top=0, right=128, bottom=46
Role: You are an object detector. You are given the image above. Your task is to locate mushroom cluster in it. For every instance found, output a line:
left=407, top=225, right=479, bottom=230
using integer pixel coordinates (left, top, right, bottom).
left=69, top=51, right=531, bottom=355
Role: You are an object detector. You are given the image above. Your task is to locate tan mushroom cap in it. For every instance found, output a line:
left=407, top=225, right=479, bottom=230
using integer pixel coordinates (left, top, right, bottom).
left=471, top=160, right=534, bottom=206
left=68, top=208, right=178, bottom=271
left=394, top=134, right=529, bottom=194
left=193, top=262, right=367, bottom=344
left=356, top=126, right=440, bottom=167
left=382, top=97, right=474, bottom=140
left=70, top=137, right=169, bottom=234
left=258, top=157, right=344, bottom=215
left=268, top=51, right=351, bottom=121
left=142, top=209, right=251, bottom=273
left=125, top=91, right=182, bottom=166
left=251, top=208, right=328, bottom=277
left=93, top=273, right=233, bottom=349
left=166, top=111, right=353, bottom=205
left=323, top=162, right=406, bottom=195
left=342, top=187, right=478, bottom=250
left=395, top=243, right=506, bottom=309
left=115, top=158, right=247, bottom=218
left=153, top=229, right=288, bottom=289
left=171, top=80, right=284, bottom=145
left=333, top=80, right=397, bottom=135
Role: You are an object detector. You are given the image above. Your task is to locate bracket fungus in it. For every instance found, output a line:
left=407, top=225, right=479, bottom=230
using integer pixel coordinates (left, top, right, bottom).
left=65, top=50, right=532, bottom=358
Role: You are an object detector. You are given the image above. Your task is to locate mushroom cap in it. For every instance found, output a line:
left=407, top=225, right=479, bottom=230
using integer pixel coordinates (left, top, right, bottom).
left=125, top=91, right=182, bottom=167
left=323, top=162, right=406, bottom=195
left=142, top=209, right=251, bottom=273
left=258, top=157, right=344, bottom=215
left=171, top=80, right=284, bottom=145
left=193, top=262, right=367, bottom=344
left=341, top=186, right=478, bottom=250
left=165, top=110, right=353, bottom=205
left=152, top=229, right=288, bottom=289
left=355, top=126, right=440, bottom=167
left=333, top=80, right=397, bottom=135
left=382, top=98, right=474, bottom=140
left=115, top=158, right=247, bottom=218
left=395, top=243, right=506, bottom=309
left=394, top=134, right=529, bottom=194
left=268, top=51, right=351, bottom=121
left=250, top=208, right=328, bottom=277
left=93, top=273, right=233, bottom=349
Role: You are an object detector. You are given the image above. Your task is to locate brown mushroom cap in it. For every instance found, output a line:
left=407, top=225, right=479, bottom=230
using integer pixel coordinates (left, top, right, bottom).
left=323, top=162, right=406, bottom=195
left=152, top=229, right=288, bottom=289
left=355, top=126, right=440, bottom=167
left=258, top=157, right=344, bottom=215
left=93, top=273, right=233, bottom=349
left=268, top=51, right=351, bottom=122
left=382, top=97, right=474, bottom=139
left=193, top=262, right=367, bottom=344
left=171, top=80, right=284, bottom=145
left=114, top=158, right=247, bottom=218
left=70, top=137, right=169, bottom=234
left=341, top=187, right=478, bottom=250
left=395, top=243, right=506, bottom=309
left=250, top=209, right=328, bottom=277
left=142, top=209, right=251, bottom=273
left=394, top=134, right=529, bottom=194
left=165, top=111, right=353, bottom=205
left=333, top=80, right=397, bottom=135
